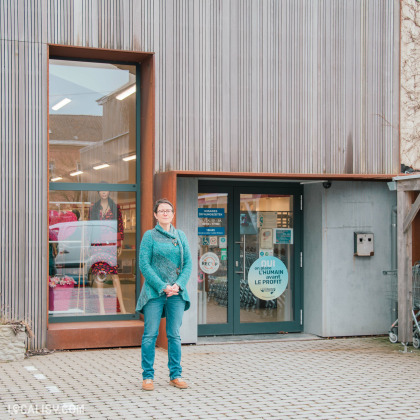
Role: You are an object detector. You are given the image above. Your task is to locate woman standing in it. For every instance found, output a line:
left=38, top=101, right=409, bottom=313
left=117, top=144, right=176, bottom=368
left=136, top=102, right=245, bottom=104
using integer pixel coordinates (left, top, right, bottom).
left=136, top=199, right=192, bottom=391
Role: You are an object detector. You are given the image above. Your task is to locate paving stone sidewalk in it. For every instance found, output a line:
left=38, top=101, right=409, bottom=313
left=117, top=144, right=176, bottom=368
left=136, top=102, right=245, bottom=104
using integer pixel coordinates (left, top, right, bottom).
left=0, top=337, right=419, bottom=419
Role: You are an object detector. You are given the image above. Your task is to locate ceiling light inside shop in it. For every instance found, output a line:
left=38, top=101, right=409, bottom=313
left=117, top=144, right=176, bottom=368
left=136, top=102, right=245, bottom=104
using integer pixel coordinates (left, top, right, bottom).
left=122, top=155, right=136, bottom=161
left=116, top=85, right=136, bottom=100
left=51, top=177, right=63, bottom=182
left=93, top=163, right=110, bottom=170
left=52, top=98, right=72, bottom=111
left=70, top=170, right=83, bottom=176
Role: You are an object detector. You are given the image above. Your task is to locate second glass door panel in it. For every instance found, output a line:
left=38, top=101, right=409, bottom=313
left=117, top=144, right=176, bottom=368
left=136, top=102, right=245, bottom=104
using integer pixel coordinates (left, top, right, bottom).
left=238, top=194, right=294, bottom=324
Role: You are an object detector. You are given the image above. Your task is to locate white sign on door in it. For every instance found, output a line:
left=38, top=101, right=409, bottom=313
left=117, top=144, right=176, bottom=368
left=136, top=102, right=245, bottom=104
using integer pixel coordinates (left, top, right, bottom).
left=199, top=252, right=220, bottom=274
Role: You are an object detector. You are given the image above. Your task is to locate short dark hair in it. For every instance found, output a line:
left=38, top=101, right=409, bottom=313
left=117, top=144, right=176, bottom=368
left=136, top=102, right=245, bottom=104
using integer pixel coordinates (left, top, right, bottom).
left=154, top=198, right=174, bottom=213
left=72, top=209, right=81, bottom=220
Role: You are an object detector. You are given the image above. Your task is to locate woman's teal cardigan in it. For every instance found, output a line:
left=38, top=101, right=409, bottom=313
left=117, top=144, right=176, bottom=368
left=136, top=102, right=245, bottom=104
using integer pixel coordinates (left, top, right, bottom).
left=136, top=224, right=192, bottom=316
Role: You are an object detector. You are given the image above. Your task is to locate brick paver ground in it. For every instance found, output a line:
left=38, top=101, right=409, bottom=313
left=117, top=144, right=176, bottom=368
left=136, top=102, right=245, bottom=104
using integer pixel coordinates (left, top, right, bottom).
left=0, top=337, right=419, bottom=419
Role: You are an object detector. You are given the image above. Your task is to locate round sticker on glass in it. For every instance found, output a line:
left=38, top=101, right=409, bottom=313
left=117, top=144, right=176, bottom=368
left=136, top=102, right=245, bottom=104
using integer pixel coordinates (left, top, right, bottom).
left=199, top=252, right=220, bottom=274
left=248, top=256, right=288, bottom=300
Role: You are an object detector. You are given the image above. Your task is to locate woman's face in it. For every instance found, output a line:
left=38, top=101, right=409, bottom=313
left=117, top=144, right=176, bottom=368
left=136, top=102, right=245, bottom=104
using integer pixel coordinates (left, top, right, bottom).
left=99, top=191, right=110, bottom=200
left=154, top=203, right=174, bottom=225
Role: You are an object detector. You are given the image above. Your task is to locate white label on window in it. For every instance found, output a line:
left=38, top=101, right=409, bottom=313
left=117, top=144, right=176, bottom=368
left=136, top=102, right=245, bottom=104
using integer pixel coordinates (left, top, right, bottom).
left=199, top=252, right=220, bottom=274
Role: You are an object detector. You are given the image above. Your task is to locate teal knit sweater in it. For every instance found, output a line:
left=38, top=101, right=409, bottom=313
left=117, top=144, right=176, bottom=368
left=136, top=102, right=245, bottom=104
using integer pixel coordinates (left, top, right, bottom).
left=136, top=224, right=192, bottom=316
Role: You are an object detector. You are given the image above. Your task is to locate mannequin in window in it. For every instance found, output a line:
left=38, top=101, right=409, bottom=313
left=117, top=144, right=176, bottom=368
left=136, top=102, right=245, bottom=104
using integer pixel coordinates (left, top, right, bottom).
left=89, top=189, right=127, bottom=314
left=49, top=241, right=58, bottom=276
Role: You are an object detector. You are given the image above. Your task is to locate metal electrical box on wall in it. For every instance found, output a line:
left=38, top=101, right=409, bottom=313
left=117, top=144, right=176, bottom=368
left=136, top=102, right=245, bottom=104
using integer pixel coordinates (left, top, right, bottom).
left=354, top=232, right=374, bottom=256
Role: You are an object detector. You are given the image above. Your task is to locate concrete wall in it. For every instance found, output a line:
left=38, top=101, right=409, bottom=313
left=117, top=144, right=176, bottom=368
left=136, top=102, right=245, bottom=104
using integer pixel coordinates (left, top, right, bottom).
left=176, top=177, right=198, bottom=344
left=178, top=178, right=395, bottom=339
left=303, top=183, right=324, bottom=336
left=304, top=181, right=396, bottom=337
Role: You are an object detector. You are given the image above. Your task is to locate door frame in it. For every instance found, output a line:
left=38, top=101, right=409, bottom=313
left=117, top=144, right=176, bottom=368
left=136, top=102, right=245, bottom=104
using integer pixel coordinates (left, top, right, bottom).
left=198, top=180, right=303, bottom=336
left=198, top=184, right=235, bottom=336
left=232, top=184, right=303, bottom=334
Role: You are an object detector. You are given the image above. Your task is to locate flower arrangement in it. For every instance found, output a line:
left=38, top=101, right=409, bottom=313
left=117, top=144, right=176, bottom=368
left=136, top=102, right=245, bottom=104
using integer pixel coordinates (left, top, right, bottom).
left=49, top=277, right=76, bottom=312
left=48, top=276, right=76, bottom=288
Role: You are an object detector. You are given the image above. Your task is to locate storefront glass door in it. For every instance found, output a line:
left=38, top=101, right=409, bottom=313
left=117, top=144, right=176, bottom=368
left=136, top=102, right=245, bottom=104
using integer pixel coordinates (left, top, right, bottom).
left=198, top=182, right=303, bottom=336
left=197, top=190, right=231, bottom=332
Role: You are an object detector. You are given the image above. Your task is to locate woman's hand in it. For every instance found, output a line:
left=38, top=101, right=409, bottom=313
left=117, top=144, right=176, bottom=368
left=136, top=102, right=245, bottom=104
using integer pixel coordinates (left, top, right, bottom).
left=164, top=284, right=179, bottom=297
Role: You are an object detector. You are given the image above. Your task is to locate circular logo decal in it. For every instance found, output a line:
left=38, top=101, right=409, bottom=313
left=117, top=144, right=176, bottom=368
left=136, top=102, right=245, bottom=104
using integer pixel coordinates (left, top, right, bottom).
left=199, top=252, right=220, bottom=274
left=248, top=256, right=288, bottom=300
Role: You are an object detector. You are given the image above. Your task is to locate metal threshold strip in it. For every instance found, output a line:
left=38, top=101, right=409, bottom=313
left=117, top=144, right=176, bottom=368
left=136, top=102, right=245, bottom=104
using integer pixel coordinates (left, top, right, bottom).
left=196, top=333, right=322, bottom=345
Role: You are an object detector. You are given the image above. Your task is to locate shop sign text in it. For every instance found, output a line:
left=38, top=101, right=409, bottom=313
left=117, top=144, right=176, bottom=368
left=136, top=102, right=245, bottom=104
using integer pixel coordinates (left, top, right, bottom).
left=248, top=256, right=288, bottom=300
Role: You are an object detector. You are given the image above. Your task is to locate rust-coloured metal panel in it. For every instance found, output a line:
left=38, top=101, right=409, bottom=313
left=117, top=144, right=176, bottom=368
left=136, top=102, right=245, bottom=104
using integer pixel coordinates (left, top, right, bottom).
left=154, top=172, right=178, bottom=222
left=161, top=170, right=395, bottom=182
left=411, top=193, right=420, bottom=264
left=140, top=55, right=156, bottom=243
left=49, top=44, right=153, bottom=63
left=152, top=172, right=178, bottom=350
left=47, top=321, right=144, bottom=350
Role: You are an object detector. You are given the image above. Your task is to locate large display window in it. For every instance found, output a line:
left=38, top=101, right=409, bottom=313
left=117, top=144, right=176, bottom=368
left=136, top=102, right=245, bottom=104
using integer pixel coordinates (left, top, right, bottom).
left=49, top=190, right=137, bottom=317
left=48, top=58, right=140, bottom=322
left=49, top=60, right=137, bottom=184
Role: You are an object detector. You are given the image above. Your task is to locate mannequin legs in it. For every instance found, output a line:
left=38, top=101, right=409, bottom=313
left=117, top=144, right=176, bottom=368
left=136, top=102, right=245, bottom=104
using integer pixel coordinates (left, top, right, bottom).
left=95, top=273, right=127, bottom=314
left=112, top=274, right=127, bottom=314
left=96, top=279, right=106, bottom=314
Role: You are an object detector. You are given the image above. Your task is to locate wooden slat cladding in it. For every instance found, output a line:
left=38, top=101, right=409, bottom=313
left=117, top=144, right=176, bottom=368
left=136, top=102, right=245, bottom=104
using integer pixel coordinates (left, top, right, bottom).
left=44, top=0, right=399, bottom=175
left=0, top=0, right=47, bottom=43
left=154, top=0, right=400, bottom=174
left=48, top=0, right=138, bottom=50
left=0, top=39, right=48, bottom=350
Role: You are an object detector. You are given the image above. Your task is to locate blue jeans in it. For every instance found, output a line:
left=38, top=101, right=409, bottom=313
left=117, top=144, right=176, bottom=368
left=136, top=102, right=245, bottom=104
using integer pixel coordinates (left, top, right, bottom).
left=141, top=294, right=186, bottom=380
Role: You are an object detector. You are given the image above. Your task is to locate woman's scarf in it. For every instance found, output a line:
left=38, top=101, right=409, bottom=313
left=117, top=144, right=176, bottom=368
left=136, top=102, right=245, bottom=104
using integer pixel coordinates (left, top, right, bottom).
left=155, top=224, right=184, bottom=274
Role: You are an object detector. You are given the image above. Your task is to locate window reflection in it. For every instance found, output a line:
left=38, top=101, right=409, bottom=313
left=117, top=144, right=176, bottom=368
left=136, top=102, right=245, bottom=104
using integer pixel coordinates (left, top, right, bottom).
left=48, top=191, right=136, bottom=316
left=49, top=60, right=137, bottom=184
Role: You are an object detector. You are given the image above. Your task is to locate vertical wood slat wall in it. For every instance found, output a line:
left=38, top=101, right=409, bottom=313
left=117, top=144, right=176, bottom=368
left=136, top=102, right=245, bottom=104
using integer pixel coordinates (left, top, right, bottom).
left=1, top=0, right=48, bottom=349
left=1, top=0, right=399, bottom=348
left=154, top=0, right=400, bottom=174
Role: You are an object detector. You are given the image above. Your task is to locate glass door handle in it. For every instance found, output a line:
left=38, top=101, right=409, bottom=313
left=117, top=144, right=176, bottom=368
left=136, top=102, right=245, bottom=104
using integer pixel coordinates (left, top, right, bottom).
left=235, top=241, right=244, bottom=245
left=235, top=271, right=244, bottom=274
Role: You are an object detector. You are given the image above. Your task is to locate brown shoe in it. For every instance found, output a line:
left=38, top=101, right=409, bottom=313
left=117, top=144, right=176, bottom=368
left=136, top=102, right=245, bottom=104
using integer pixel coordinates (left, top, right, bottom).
left=142, top=379, right=154, bottom=391
left=169, top=378, right=188, bottom=389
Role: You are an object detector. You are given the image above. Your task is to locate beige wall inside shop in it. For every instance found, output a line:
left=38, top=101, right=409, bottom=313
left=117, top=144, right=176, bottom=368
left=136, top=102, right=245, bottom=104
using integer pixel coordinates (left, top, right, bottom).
left=239, top=196, right=291, bottom=212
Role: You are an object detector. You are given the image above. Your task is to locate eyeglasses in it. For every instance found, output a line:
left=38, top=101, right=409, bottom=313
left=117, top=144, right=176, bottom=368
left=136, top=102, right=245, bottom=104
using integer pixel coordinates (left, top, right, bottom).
left=157, top=209, right=173, bottom=214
